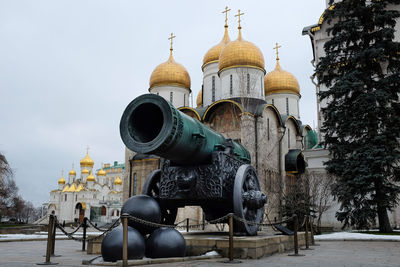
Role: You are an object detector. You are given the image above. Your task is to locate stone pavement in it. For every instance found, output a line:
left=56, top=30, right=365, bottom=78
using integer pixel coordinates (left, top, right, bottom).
left=0, top=239, right=399, bottom=267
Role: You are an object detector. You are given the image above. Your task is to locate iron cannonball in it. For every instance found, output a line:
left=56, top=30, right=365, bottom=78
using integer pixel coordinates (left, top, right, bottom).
left=145, top=227, right=186, bottom=258
left=121, top=195, right=162, bottom=235
left=101, top=226, right=145, bottom=262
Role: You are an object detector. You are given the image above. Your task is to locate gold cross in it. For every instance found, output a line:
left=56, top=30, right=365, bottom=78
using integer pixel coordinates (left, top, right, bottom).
left=222, top=6, right=231, bottom=26
left=86, top=146, right=90, bottom=154
left=235, top=9, right=244, bottom=28
left=61, top=169, right=64, bottom=177
left=273, top=42, right=282, bottom=60
left=168, top=32, right=176, bottom=51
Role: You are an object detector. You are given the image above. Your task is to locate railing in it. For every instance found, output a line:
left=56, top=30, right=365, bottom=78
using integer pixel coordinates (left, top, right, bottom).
left=37, top=213, right=316, bottom=266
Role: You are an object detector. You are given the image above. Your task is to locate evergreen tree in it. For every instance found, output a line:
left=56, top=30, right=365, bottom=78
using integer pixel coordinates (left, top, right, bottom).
left=316, top=0, right=400, bottom=232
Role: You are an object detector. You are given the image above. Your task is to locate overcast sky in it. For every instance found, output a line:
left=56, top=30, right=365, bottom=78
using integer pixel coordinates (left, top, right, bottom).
left=0, top=0, right=326, bottom=207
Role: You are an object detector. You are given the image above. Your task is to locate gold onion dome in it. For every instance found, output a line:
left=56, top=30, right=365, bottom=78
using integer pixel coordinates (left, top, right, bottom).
left=87, top=171, right=95, bottom=182
left=82, top=168, right=89, bottom=174
left=149, top=37, right=191, bottom=90
left=80, top=152, right=94, bottom=167
left=203, top=25, right=231, bottom=68
left=69, top=165, right=76, bottom=176
left=264, top=59, right=300, bottom=96
left=58, top=176, right=66, bottom=184
left=97, top=169, right=106, bottom=176
left=114, top=176, right=122, bottom=185
left=196, top=89, right=203, bottom=107
left=219, top=27, right=265, bottom=73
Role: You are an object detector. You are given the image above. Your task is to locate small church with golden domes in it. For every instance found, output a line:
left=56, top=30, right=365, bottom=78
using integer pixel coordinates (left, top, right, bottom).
left=123, top=8, right=317, bottom=222
left=48, top=150, right=125, bottom=224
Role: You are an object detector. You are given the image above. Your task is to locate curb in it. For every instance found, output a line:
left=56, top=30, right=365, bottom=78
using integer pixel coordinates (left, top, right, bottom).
left=82, top=254, right=222, bottom=266
left=315, top=238, right=400, bottom=242
left=0, top=237, right=70, bottom=242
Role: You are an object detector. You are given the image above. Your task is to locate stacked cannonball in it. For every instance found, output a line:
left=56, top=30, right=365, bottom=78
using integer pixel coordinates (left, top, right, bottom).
left=101, top=195, right=186, bottom=262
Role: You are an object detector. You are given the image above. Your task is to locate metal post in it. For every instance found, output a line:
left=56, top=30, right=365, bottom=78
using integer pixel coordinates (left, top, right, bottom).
left=228, top=214, right=234, bottom=262
left=288, top=214, right=304, bottom=256
left=82, top=217, right=87, bottom=251
left=37, top=215, right=58, bottom=265
left=50, top=216, right=56, bottom=255
left=186, top=218, right=189, bottom=233
left=122, top=214, right=128, bottom=267
left=202, top=213, right=205, bottom=231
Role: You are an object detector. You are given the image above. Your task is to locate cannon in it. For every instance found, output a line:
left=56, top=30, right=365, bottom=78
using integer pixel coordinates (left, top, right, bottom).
left=120, top=94, right=267, bottom=235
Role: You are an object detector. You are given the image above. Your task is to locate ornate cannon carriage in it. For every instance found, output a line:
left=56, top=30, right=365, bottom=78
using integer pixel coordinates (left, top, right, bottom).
left=120, top=94, right=267, bottom=235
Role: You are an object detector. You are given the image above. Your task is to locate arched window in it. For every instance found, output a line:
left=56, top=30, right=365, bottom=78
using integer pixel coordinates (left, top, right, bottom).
left=117, top=210, right=120, bottom=216
left=111, top=210, right=114, bottom=216
left=101, top=206, right=107, bottom=216
left=170, top=92, right=173, bottom=103
left=133, top=173, right=137, bottom=195
left=286, top=98, right=289, bottom=115
left=230, top=75, right=233, bottom=95
left=212, top=76, right=216, bottom=102
left=247, top=73, right=250, bottom=94
left=288, top=128, right=291, bottom=149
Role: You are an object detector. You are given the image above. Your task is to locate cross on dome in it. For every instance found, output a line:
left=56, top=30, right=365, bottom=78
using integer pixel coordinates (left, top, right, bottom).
left=168, top=32, right=176, bottom=52
left=235, top=9, right=244, bottom=29
left=273, top=42, right=282, bottom=61
left=222, top=6, right=231, bottom=27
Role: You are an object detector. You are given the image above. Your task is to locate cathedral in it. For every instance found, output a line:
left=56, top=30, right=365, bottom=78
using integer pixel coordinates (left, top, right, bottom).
left=122, top=8, right=317, bottom=223
left=48, top=151, right=125, bottom=224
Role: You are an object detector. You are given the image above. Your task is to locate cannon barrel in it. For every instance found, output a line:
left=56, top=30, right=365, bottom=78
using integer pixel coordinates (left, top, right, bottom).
left=120, top=94, right=251, bottom=165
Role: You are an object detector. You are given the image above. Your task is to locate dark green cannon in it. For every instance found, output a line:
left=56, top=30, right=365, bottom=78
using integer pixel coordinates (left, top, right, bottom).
left=120, top=94, right=267, bottom=236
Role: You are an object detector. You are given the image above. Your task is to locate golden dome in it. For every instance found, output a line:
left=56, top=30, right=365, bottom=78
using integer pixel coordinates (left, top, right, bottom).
left=203, top=25, right=231, bottom=69
left=149, top=50, right=191, bottom=90
left=114, top=176, right=122, bottom=185
left=219, top=29, right=265, bottom=73
left=80, top=152, right=94, bottom=167
left=69, top=165, right=76, bottom=176
left=97, top=169, right=106, bottom=176
left=264, top=59, right=300, bottom=96
left=196, top=89, right=203, bottom=107
left=81, top=168, right=89, bottom=175
left=58, top=176, right=66, bottom=184
left=87, top=172, right=95, bottom=182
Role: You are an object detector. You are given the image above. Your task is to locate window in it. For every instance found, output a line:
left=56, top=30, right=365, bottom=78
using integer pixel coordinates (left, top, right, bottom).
left=101, top=206, right=106, bottom=216
left=261, top=77, right=263, bottom=95
left=117, top=210, right=120, bottom=216
left=170, top=92, right=173, bottom=103
left=230, top=75, right=233, bottom=95
left=156, top=92, right=159, bottom=95
left=272, top=99, right=274, bottom=105
left=75, top=195, right=77, bottom=201
left=267, top=118, right=270, bottom=140
left=212, top=76, right=215, bottom=102
left=288, top=129, right=290, bottom=148
left=133, top=173, right=137, bottom=195
left=286, top=98, right=289, bottom=115
left=184, top=94, right=186, bottom=106
left=65, top=195, right=67, bottom=201
left=247, top=73, right=250, bottom=94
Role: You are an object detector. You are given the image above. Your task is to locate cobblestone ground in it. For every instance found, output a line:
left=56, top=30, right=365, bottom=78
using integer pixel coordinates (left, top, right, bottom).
left=0, top=240, right=399, bottom=267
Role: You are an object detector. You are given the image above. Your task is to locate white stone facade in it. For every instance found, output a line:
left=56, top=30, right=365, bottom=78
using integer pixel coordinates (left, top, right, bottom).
left=47, top=158, right=124, bottom=224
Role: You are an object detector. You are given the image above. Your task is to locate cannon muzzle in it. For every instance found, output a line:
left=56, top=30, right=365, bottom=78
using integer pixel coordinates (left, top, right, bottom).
left=120, top=94, right=250, bottom=165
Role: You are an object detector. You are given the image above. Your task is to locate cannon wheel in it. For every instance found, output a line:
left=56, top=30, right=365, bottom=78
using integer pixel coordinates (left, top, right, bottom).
left=142, top=169, right=178, bottom=225
left=233, top=164, right=264, bottom=236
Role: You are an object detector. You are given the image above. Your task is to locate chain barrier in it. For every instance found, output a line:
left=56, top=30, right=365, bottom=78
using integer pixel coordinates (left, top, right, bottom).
left=231, top=214, right=292, bottom=227
left=54, top=217, right=120, bottom=242
left=86, top=218, right=120, bottom=232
